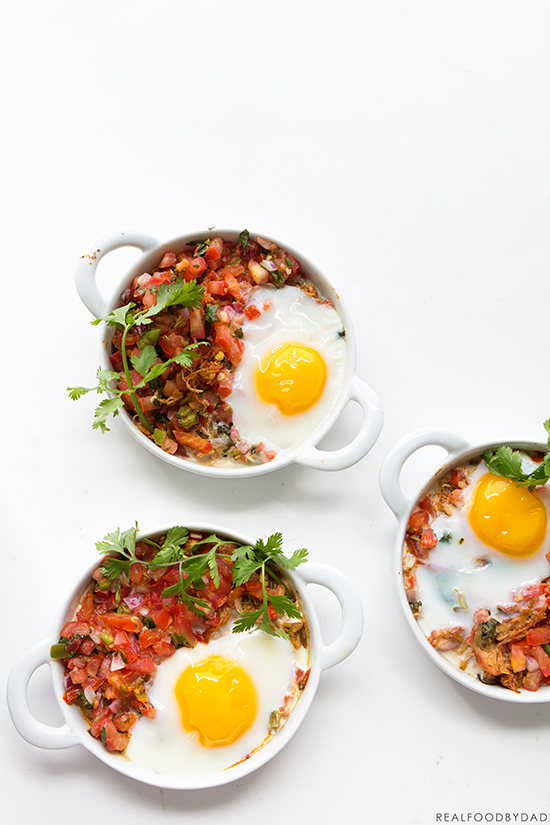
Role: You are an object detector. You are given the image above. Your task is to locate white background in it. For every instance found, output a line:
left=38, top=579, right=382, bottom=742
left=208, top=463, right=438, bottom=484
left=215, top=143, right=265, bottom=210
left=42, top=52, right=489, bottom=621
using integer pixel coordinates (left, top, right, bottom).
left=2, top=1, right=550, bottom=823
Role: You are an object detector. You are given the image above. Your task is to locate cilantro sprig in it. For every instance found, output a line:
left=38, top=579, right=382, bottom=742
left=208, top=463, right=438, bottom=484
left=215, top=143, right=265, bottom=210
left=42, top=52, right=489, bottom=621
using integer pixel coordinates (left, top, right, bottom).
left=231, top=533, right=308, bottom=638
left=483, top=419, right=550, bottom=492
left=68, top=277, right=203, bottom=434
left=97, top=526, right=308, bottom=637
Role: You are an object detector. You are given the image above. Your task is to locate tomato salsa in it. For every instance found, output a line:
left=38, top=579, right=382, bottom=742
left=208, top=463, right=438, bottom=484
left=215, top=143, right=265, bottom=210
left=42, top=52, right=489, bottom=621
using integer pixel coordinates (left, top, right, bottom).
left=109, top=232, right=310, bottom=466
left=403, top=457, right=550, bottom=693
left=53, top=530, right=309, bottom=752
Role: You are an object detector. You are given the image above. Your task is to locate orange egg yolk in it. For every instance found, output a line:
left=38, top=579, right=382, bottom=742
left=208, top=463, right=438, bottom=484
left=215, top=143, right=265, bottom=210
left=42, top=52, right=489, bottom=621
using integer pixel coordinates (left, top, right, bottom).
left=469, top=473, right=547, bottom=557
left=256, top=343, right=327, bottom=415
left=175, top=656, right=257, bottom=748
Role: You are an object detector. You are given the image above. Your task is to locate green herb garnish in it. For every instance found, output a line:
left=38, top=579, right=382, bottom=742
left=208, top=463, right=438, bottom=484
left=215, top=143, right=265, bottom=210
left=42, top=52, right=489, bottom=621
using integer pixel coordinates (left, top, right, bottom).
left=97, top=525, right=307, bottom=638
left=239, top=229, right=250, bottom=251
left=483, top=419, right=550, bottom=492
left=231, top=533, right=308, bottom=638
left=68, top=278, right=203, bottom=435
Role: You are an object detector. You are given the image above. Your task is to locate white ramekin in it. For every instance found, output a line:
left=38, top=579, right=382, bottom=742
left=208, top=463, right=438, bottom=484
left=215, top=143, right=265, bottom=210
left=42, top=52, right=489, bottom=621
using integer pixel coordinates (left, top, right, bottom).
left=379, top=428, right=550, bottom=704
left=7, top=523, right=364, bottom=788
left=74, top=228, right=383, bottom=477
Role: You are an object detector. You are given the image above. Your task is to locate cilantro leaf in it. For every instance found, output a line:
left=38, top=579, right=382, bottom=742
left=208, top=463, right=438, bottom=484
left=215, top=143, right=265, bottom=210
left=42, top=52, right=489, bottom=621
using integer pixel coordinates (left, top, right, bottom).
left=205, top=304, right=220, bottom=324
left=239, top=229, right=249, bottom=251
left=67, top=385, right=93, bottom=401
left=130, top=344, right=158, bottom=379
left=92, top=396, right=124, bottom=432
left=139, top=278, right=203, bottom=321
left=483, top=446, right=526, bottom=480
left=94, top=304, right=136, bottom=329
left=483, top=419, right=550, bottom=492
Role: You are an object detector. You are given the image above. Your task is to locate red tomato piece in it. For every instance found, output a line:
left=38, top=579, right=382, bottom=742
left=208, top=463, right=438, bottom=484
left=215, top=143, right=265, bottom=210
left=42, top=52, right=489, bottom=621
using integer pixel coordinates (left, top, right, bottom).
left=102, top=614, right=143, bottom=634
left=419, top=528, right=437, bottom=550
left=206, top=238, right=223, bottom=261
left=408, top=510, right=430, bottom=531
left=244, top=304, right=261, bottom=320
left=152, top=608, right=173, bottom=630
left=525, top=627, right=550, bottom=645
left=188, top=256, right=206, bottom=278
left=60, top=621, right=91, bottom=639
left=206, top=280, right=228, bottom=296
left=172, top=425, right=214, bottom=454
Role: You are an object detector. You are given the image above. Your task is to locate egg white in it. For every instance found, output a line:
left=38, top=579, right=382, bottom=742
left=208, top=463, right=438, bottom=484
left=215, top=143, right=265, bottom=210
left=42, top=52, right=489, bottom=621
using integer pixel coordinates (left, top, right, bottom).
left=230, top=285, right=347, bottom=452
left=415, top=460, right=550, bottom=638
left=124, top=623, right=309, bottom=777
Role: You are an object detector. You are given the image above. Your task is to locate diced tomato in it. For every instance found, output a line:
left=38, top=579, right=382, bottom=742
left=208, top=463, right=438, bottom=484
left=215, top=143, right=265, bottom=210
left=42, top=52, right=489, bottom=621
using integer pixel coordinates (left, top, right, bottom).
left=126, top=655, right=156, bottom=675
left=449, top=469, right=466, bottom=488
left=63, top=685, right=82, bottom=705
left=150, top=271, right=172, bottom=287
left=223, top=272, right=242, bottom=301
left=245, top=579, right=264, bottom=600
left=102, top=613, right=143, bottom=634
left=159, top=331, right=186, bottom=357
left=103, top=718, right=130, bottom=752
left=68, top=667, right=88, bottom=685
left=60, top=621, right=91, bottom=639
left=129, top=562, right=145, bottom=584
left=151, top=608, right=172, bottom=630
left=417, top=496, right=435, bottom=515
left=531, top=645, right=550, bottom=677
left=113, top=711, right=139, bottom=733
left=206, top=280, right=228, bottom=296
left=510, top=643, right=527, bottom=672
left=189, top=307, right=205, bottom=340
left=158, top=252, right=177, bottom=269
left=244, top=304, right=261, bottom=320
left=525, top=626, right=550, bottom=645
left=79, top=638, right=96, bottom=656
left=524, top=669, right=543, bottom=691
left=76, top=591, right=95, bottom=621
left=109, top=350, right=123, bottom=371
left=139, top=627, right=167, bottom=648
left=214, top=368, right=232, bottom=398
left=172, top=603, right=197, bottom=647
left=172, top=425, right=214, bottom=454
left=206, top=238, right=223, bottom=261
left=419, top=528, right=437, bottom=550
left=153, top=639, right=176, bottom=658
left=188, top=256, right=206, bottom=278
left=408, top=510, right=430, bottom=531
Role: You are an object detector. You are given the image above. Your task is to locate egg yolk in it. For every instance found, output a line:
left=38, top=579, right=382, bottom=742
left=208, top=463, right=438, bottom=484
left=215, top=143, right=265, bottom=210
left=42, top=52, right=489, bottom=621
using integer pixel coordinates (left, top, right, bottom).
left=469, top=473, right=547, bottom=557
left=256, top=343, right=327, bottom=415
left=175, top=655, right=257, bottom=748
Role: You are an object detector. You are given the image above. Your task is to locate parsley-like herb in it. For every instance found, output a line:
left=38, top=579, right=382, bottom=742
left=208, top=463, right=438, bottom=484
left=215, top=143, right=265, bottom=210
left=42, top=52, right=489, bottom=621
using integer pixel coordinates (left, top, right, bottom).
left=68, top=278, right=203, bottom=434
left=97, top=526, right=307, bottom=637
left=190, top=239, right=209, bottom=257
left=239, top=229, right=250, bottom=251
left=483, top=419, right=550, bottom=492
left=232, top=533, right=308, bottom=638
left=205, top=304, right=220, bottom=325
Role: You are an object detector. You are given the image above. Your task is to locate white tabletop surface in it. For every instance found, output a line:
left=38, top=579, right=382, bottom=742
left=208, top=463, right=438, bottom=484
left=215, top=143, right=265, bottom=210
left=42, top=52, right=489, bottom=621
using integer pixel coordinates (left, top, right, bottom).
left=2, top=1, right=550, bottom=823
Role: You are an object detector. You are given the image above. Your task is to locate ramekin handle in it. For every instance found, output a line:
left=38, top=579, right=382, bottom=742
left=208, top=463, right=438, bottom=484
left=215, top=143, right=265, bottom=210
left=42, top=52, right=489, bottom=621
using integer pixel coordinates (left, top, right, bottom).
left=298, top=563, right=363, bottom=671
left=7, top=640, right=78, bottom=750
left=294, top=377, right=383, bottom=471
left=75, top=228, right=159, bottom=319
left=379, top=429, right=471, bottom=520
